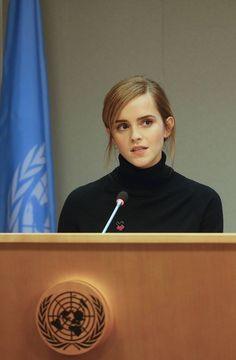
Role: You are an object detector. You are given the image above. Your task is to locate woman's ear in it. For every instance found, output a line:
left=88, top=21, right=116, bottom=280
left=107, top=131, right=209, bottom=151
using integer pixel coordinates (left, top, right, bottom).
left=106, top=127, right=117, bottom=146
left=164, top=116, right=175, bottom=138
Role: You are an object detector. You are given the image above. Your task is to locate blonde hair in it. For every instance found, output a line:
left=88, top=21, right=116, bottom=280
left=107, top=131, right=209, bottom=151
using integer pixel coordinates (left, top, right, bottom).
left=102, top=75, right=176, bottom=163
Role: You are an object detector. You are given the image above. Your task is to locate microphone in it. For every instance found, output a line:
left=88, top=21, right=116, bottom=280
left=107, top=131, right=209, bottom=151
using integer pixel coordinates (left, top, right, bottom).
left=102, top=191, right=128, bottom=233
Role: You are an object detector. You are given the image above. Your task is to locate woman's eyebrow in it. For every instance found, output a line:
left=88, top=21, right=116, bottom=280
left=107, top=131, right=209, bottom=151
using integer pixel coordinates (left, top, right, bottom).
left=115, top=119, right=129, bottom=123
left=137, top=115, right=156, bottom=120
left=116, top=115, right=156, bottom=122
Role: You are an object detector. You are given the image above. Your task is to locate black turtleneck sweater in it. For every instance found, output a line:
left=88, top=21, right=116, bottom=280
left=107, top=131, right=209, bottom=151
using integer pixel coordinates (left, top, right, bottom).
left=58, top=154, right=223, bottom=233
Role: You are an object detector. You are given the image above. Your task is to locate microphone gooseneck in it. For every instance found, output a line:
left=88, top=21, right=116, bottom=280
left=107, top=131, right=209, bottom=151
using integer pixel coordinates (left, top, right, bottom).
left=102, top=191, right=128, bottom=234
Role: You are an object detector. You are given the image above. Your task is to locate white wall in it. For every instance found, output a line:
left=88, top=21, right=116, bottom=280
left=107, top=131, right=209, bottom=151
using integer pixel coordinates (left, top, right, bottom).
left=40, top=0, right=236, bottom=231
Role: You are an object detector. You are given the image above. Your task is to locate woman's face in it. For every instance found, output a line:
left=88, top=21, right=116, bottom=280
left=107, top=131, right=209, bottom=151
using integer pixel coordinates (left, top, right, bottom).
left=110, top=93, right=174, bottom=168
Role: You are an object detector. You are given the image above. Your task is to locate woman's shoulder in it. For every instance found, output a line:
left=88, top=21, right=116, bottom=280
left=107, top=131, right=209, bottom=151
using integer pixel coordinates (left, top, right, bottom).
left=172, top=171, right=221, bottom=200
left=58, top=174, right=115, bottom=232
left=65, top=174, right=113, bottom=203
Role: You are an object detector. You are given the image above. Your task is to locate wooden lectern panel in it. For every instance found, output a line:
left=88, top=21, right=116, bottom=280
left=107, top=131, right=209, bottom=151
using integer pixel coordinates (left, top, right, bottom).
left=1, top=234, right=236, bottom=359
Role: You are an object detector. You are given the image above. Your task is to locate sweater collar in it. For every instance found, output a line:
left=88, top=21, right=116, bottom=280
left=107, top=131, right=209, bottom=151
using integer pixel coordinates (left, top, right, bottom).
left=111, top=152, right=173, bottom=190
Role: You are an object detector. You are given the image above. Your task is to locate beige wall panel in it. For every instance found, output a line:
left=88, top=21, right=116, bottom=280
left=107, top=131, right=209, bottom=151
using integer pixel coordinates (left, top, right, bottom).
left=164, top=0, right=236, bottom=231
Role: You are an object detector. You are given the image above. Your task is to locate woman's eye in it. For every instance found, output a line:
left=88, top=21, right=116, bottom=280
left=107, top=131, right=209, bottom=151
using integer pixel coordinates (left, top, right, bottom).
left=117, top=123, right=129, bottom=131
left=142, top=119, right=153, bottom=126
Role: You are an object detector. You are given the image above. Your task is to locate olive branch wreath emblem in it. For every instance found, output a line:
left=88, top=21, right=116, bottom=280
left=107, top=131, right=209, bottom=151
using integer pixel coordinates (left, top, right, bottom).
left=8, top=144, right=47, bottom=231
left=37, top=294, right=105, bottom=351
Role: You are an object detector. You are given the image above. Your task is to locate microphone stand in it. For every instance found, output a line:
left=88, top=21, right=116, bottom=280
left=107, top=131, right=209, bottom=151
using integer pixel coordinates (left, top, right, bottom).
left=102, top=199, right=123, bottom=234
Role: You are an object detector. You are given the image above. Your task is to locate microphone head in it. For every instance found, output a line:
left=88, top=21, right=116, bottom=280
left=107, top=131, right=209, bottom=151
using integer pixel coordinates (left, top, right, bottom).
left=116, top=191, right=128, bottom=206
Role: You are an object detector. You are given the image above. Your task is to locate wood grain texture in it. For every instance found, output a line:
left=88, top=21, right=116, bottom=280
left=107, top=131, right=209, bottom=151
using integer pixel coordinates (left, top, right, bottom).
left=1, top=234, right=236, bottom=359
left=0, top=233, right=236, bottom=243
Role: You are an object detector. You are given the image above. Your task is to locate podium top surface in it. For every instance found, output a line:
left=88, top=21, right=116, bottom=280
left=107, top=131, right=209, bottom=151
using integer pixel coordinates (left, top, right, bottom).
left=0, top=233, right=236, bottom=244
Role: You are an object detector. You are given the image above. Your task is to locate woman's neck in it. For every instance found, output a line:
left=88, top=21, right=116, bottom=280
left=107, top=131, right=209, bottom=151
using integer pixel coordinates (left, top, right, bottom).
left=112, top=152, right=173, bottom=190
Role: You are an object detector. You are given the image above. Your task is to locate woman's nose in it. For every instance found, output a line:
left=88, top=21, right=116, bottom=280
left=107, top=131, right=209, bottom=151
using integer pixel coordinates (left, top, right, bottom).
left=130, top=126, right=142, bottom=142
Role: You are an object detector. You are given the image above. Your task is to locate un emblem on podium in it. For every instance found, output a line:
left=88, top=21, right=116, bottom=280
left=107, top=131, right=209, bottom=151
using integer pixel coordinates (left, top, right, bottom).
left=36, top=281, right=111, bottom=355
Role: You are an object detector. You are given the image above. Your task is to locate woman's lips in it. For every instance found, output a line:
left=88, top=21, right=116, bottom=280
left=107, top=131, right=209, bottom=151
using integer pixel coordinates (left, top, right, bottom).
left=130, top=146, right=148, bottom=154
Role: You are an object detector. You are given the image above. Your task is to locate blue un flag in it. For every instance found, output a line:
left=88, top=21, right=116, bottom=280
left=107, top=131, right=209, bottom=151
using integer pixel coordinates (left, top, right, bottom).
left=0, top=0, right=56, bottom=232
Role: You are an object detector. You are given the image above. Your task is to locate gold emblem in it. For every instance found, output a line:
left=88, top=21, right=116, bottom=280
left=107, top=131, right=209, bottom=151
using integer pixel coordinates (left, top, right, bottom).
left=36, top=281, right=111, bottom=355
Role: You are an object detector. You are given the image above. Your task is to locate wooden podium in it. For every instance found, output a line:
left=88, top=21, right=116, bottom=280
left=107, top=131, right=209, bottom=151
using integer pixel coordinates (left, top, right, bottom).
left=1, top=233, right=236, bottom=359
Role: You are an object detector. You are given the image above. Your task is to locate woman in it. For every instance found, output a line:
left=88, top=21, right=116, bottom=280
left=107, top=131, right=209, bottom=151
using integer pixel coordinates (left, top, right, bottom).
left=58, top=75, right=223, bottom=232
